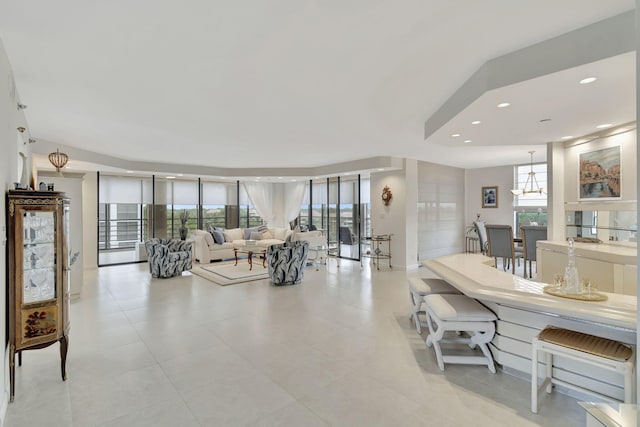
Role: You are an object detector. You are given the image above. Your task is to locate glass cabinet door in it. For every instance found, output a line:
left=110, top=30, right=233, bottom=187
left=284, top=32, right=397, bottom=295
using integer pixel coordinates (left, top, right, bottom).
left=22, top=211, right=56, bottom=303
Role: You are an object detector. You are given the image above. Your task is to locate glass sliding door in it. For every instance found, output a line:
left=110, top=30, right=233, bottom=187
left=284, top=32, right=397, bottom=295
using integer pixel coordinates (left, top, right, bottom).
left=338, top=176, right=360, bottom=260
left=327, top=178, right=338, bottom=254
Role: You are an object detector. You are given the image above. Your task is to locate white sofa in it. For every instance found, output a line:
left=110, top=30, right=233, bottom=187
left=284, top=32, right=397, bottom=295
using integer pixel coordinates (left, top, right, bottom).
left=193, top=227, right=325, bottom=263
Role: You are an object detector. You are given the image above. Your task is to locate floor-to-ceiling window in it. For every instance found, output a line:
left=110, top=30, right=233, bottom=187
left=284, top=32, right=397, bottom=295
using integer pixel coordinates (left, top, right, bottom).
left=239, top=184, right=266, bottom=228
left=202, top=180, right=235, bottom=229
left=338, top=176, right=360, bottom=259
left=98, top=174, right=152, bottom=265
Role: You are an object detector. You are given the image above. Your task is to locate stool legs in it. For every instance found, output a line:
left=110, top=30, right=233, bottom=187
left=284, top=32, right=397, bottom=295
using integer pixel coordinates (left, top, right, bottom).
left=425, top=308, right=496, bottom=372
left=409, top=291, right=424, bottom=334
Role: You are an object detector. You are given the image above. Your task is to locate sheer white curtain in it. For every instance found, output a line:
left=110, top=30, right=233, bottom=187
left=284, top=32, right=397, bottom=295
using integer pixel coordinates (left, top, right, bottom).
left=283, top=182, right=306, bottom=226
left=243, top=182, right=275, bottom=225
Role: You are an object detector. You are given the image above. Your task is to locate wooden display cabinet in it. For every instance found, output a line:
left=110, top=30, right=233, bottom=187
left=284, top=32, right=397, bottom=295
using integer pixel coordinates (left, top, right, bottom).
left=7, top=190, right=70, bottom=402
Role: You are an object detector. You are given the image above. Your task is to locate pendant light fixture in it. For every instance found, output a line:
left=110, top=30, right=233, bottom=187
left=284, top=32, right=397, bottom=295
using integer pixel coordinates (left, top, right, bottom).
left=48, top=149, right=69, bottom=175
left=511, top=151, right=546, bottom=196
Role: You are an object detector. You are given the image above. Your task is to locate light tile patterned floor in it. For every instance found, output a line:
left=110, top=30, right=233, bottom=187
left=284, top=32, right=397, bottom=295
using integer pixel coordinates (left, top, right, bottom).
left=5, top=259, right=582, bottom=426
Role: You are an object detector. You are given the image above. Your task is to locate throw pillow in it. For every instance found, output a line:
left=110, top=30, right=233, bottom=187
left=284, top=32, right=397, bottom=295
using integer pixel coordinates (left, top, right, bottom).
left=272, top=227, right=286, bottom=241
left=223, top=227, right=243, bottom=242
left=244, top=227, right=260, bottom=240
left=262, top=229, right=274, bottom=239
left=212, top=230, right=224, bottom=244
left=206, top=224, right=216, bottom=234
left=203, top=232, right=215, bottom=247
left=250, top=231, right=263, bottom=240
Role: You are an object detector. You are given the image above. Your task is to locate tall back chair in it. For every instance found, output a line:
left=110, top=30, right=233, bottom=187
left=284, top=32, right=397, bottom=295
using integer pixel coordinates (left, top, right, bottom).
left=520, top=226, right=547, bottom=278
left=339, top=226, right=356, bottom=257
left=485, top=225, right=518, bottom=274
left=473, top=221, right=489, bottom=255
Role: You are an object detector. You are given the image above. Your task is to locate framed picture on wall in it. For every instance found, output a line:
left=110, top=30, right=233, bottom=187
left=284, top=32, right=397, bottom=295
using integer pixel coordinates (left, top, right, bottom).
left=579, top=146, right=621, bottom=199
left=482, top=186, right=498, bottom=208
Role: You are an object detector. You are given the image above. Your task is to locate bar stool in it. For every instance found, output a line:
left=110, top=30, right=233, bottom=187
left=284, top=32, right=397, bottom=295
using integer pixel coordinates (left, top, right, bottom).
left=408, top=277, right=460, bottom=334
left=424, top=293, right=497, bottom=372
left=531, top=327, right=635, bottom=413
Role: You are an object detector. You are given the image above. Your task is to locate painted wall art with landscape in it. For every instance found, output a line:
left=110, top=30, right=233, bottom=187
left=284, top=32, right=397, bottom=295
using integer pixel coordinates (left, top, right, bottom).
left=579, top=146, right=621, bottom=199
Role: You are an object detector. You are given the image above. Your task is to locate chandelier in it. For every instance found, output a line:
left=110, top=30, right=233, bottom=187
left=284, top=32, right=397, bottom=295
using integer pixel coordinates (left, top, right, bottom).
left=511, top=151, right=546, bottom=196
left=48, top=149, right=69, bottom=175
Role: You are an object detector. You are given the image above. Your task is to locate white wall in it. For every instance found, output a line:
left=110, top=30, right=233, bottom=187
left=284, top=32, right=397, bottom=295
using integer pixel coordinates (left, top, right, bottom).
left=42, top=174, right=85, bottom=296
left=464, top=165, right=515, bottom=226
left=0, top=37, right=30, bottom=425
left=83, top=173, right=98, bottom=269
left=418, top=161, right=465, bottom=260
left=370, top=163, right=416, bottom=269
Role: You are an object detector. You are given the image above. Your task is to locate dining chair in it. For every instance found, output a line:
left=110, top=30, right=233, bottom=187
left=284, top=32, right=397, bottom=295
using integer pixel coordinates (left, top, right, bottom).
left=485, top=225, right=522, bottom=274
left=339, top=226, right=356, bottom=257
left=473, top=221, right=489, bottom=255
left=520, top=225, right=547, bottom=278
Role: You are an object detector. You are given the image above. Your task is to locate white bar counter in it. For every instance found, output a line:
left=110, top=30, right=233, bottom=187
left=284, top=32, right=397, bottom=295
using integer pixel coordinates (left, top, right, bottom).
left=424, top=253, right=637, bottom=402
left=425, top=253, right=636, bottom=330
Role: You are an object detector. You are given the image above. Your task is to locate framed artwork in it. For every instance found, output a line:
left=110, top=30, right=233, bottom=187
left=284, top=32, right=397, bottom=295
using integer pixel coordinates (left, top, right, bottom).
left=482, top=186, right=498, bottom=208
left=579, top=146, right=621, bottom=199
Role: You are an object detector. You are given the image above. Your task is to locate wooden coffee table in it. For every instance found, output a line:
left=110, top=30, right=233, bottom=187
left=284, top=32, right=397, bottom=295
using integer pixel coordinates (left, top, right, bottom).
left=233, top=246, right=267, bottom=270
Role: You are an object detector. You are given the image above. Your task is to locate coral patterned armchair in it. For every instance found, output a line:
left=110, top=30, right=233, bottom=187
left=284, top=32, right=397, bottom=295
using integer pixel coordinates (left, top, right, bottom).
left=267, top=241, right=309, bottom=285
left=144, top=238, right=193, bottom=278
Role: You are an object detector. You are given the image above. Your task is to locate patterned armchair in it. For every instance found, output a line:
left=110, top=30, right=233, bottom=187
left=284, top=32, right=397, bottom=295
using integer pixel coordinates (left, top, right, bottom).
left=144, top=238, right=193, bottom=278
left=267, top=241, right=309, bottom=286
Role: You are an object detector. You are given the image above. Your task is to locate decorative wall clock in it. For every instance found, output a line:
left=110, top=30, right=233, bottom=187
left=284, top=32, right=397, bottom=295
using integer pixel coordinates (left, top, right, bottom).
left=382, top=185, right=392, bottom=206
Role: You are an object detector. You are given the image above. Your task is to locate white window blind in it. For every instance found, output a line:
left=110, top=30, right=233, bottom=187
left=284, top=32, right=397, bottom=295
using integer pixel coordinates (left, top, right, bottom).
left=172, top=180, right=199, bottom=205
left=202, top=182, right=227, bottom=205
left=99, top=176, right=144, bottom=204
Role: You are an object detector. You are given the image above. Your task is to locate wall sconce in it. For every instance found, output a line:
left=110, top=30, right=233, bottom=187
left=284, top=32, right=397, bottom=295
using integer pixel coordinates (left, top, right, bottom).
left=48, top=149, right=69, bottom=175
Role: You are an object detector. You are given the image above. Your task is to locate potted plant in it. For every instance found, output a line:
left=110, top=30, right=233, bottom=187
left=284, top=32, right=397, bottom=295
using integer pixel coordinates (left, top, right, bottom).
left=179, top=210, right=190, bottom=240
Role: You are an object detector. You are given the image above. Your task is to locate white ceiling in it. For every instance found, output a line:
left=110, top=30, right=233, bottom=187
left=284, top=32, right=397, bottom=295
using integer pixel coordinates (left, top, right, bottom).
left=1, top=1, right=636, bottom=172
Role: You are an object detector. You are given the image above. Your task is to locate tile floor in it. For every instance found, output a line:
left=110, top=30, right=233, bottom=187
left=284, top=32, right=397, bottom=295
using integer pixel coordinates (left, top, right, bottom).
left=5, top=259, right=584, bottom=426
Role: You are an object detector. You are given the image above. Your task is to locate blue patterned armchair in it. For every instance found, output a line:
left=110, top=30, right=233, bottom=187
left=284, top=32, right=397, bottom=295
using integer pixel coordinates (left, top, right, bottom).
left=144, top=238, right=193, bottom=278
left=267, top=241, right=309, bottom=285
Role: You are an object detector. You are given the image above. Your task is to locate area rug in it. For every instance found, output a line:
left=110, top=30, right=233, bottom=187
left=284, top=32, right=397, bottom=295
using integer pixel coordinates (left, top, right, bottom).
left=190, top=261, right=270, bottom=286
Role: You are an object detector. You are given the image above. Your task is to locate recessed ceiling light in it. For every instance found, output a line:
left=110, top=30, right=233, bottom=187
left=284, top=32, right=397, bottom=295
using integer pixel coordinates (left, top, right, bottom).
left=464, top=139, right=472, bottom=143
left=345, top=172, right=352, bottom=175
left=166, top=176, right=176, bottom=179
left=497, top=102, right=510, bottom=108
left=471, top=120, right=481, bottom=125
left=451, top=133, right=461, bottom=137
left=126, top=170, right=133, bottom=173
left=291, top=179, right=296, bottom=182
left=596, top=123, right=612, bottom=129
left=377, top=168, right=384, bottom=171
left=256, top=177, right=261, bottom=179
left=580, top=77, right=597, bottom=84
left=561, top=136, right=573, bottom=140
left=177, top=174, right=183, bottom=177
left=278, top=177, right=283, bottom=179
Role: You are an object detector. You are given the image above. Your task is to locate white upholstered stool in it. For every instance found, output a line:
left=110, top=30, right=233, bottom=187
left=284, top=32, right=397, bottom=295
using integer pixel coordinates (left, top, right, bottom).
left=531, top=327, right=634, bottom=413
left=424, top=294, right=497, bottom=372
left=408, top=277, right=460, bottom=334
